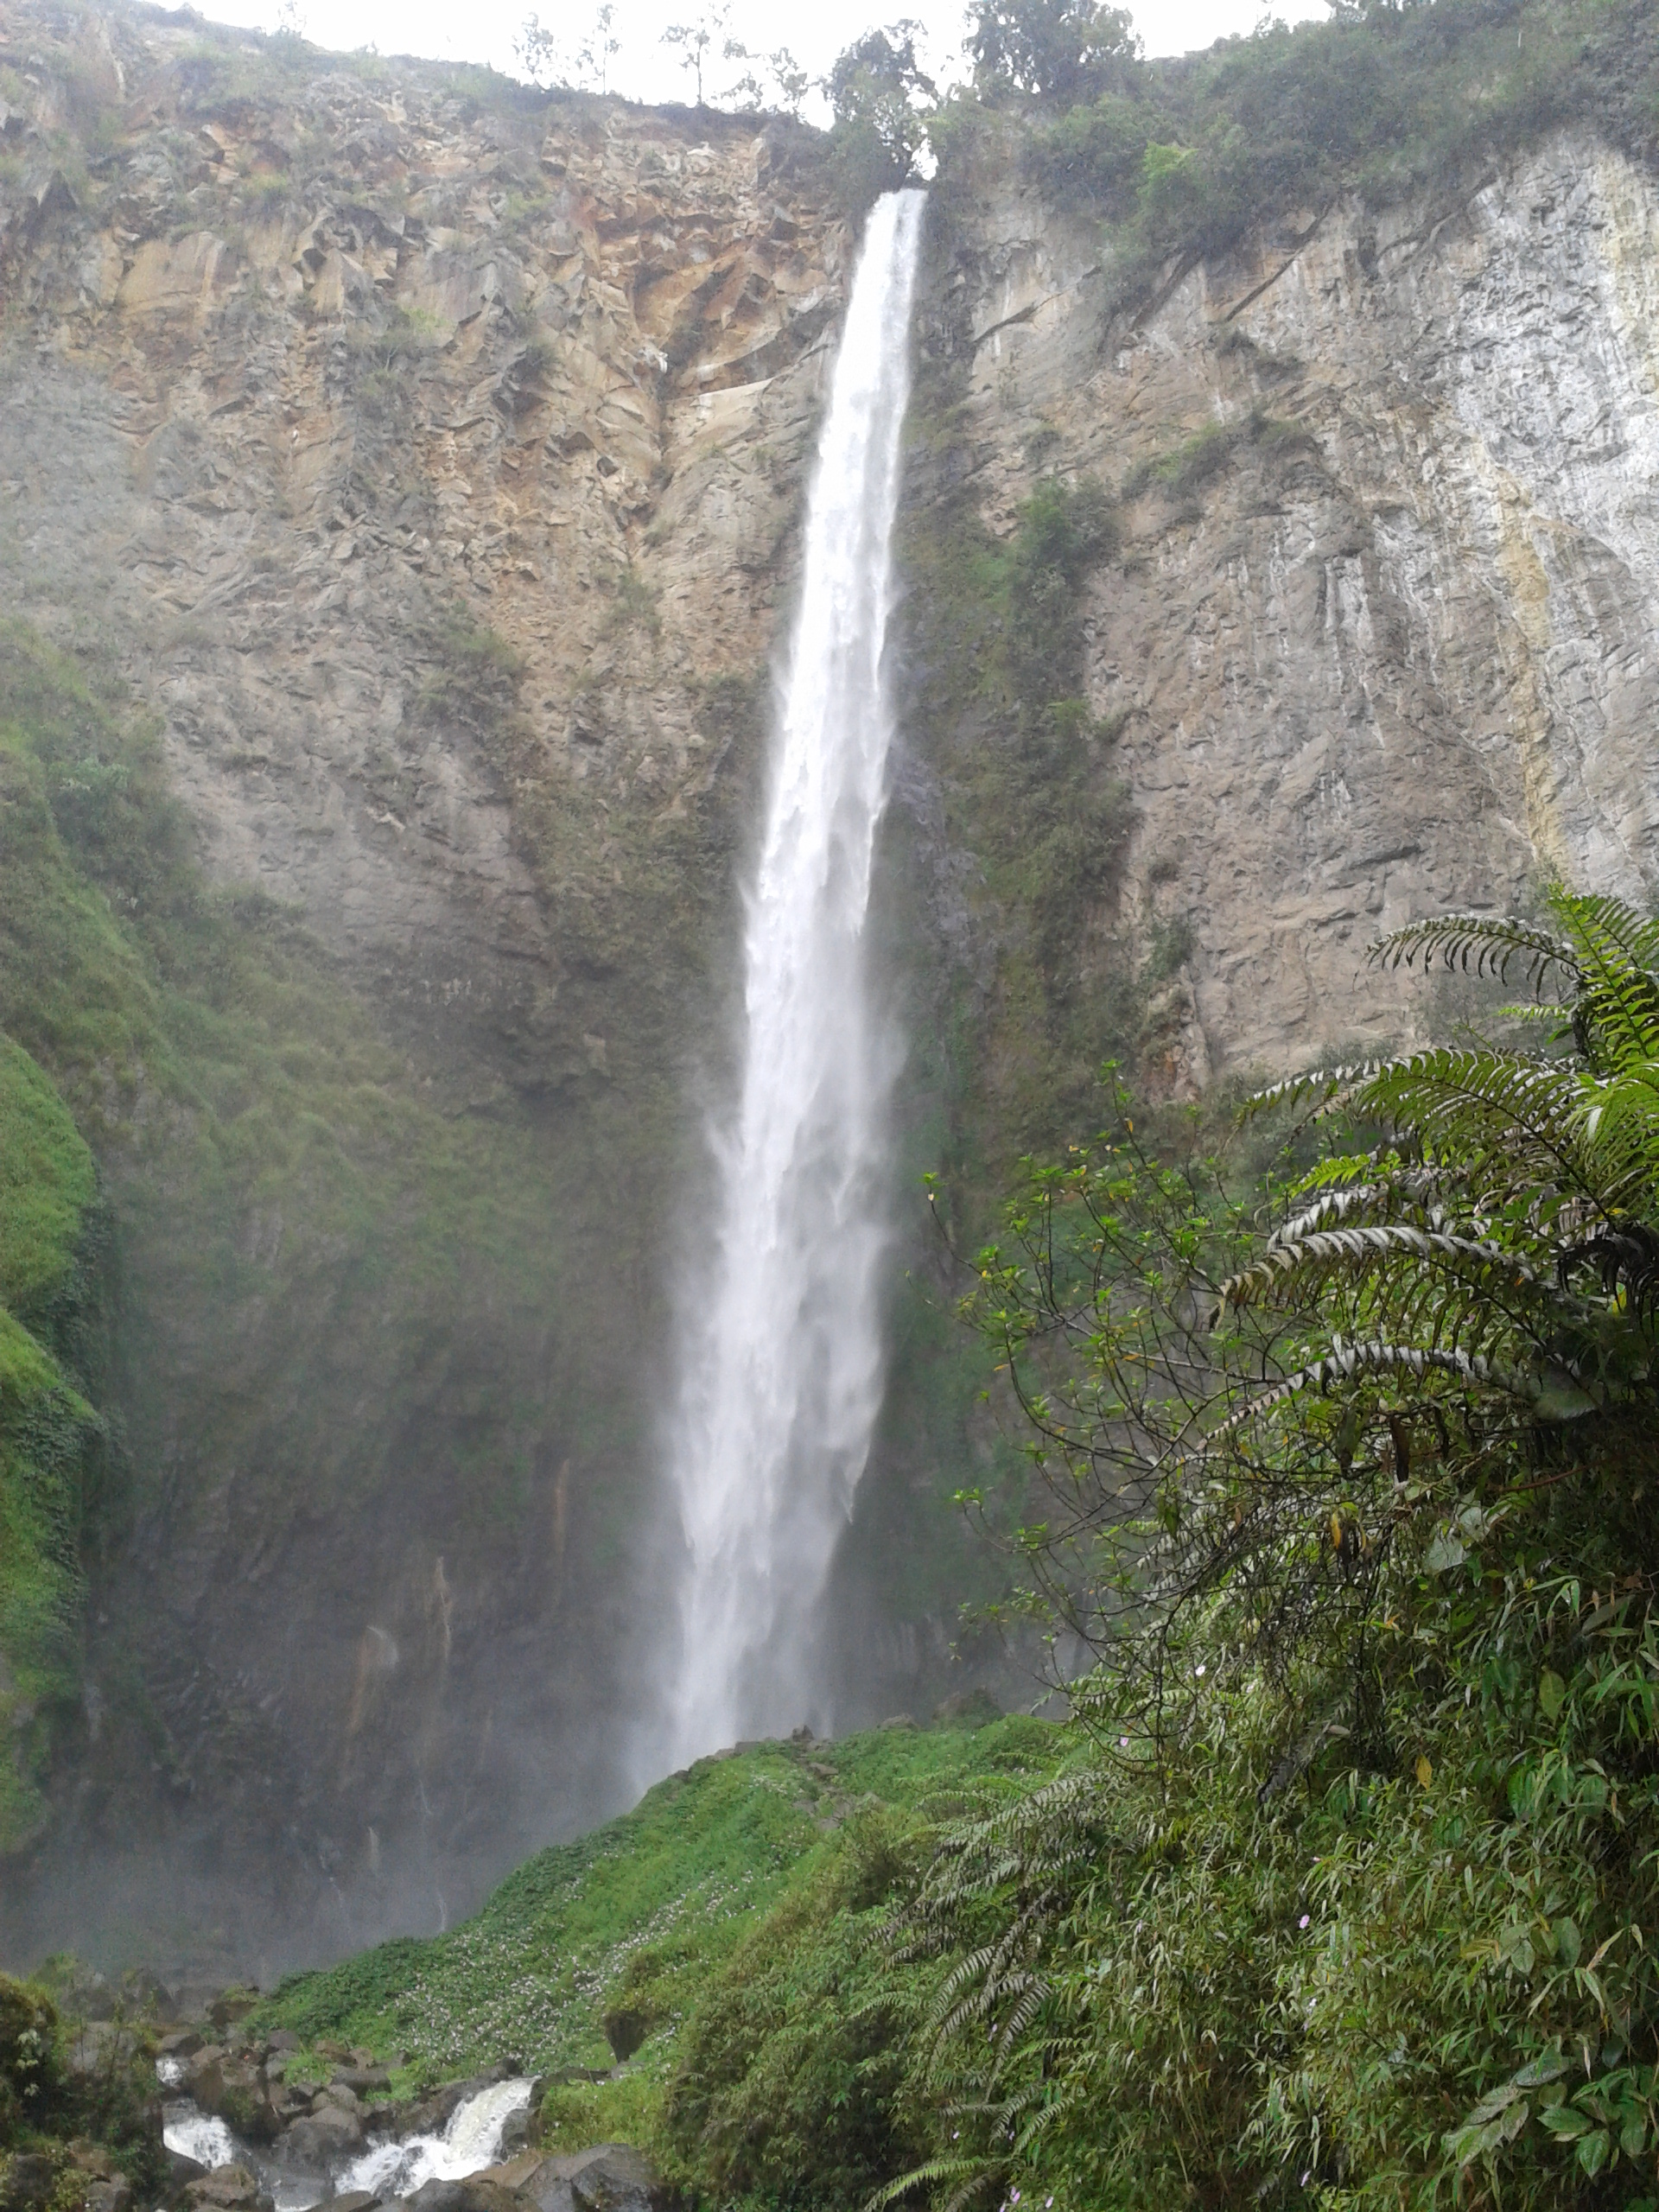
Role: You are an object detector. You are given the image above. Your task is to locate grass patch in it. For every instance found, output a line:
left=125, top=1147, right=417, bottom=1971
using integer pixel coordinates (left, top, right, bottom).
left=256, top=1715, right=1063, bottom=2108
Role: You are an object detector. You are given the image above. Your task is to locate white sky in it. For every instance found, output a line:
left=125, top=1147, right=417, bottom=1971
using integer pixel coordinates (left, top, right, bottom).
left=196, top=0, right=1330, bottom=121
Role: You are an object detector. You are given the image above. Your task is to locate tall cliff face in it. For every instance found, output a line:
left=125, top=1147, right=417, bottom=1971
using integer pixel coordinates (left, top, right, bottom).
left=0, top=0, right=856, bottom=1967
left=3, top=0, right=1658, bottom=1970
left=900, top=130, right=1659, bottom=1128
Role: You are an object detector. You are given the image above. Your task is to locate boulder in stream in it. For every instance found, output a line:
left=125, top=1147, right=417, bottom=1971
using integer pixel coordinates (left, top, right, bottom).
left=281, top=2103, right=366, bottom=2164
left=480, top=2148, right=670, bottom=2212
left=184, top=2165, right=272, bottom=2212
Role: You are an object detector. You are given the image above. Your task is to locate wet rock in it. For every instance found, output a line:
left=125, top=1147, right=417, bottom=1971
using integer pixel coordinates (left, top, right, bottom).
left=265, top=2031, right=302, bottom=2055
left=185, top=2049, right=225, bottom=2098
left=329, top=2193, right=384, bottom=2212
left=334, top=2064, right=391, bottom=2094
left=494, top=2082, right=543, bottom=2161
left=485, top=2149, right=669, bottom=2212
left=408, top=2181, right=523, bottom=2212
left=267, top=2079, right=315, bottom=2123
left=193, top=2053, right=277, bottom=2143
left=280, top=2103, right=365, bottom=2163
left=208, top=1996, right=257, bottom=2031
left=125, top=1968, right=179, bottom=2018
left=60, top=2147, right=130, bottom=2212
left=184, top=2167, right=271, bottom=2212
left=159, top=2031, right=205, bottom=2059
left=400, top=2069, right=514, bottom=2139
left=166, top=2151, right=210, bottom=2194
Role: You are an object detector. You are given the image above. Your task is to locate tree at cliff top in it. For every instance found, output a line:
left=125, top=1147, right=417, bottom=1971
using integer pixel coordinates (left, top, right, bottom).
left=936, top=0, right=1659, bottom=317
left=968, top=0, right=1139, bottom=105
left=889, top=887, right=1659, bottom=2208
left=826, top=22, right=938, bottom=200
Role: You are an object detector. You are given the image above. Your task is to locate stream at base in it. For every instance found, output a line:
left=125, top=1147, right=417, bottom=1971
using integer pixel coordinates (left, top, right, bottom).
left=161, top=2075, right=532, bottom=2211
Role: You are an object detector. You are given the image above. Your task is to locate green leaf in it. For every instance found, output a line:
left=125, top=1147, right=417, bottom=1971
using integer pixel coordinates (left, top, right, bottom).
left=1466, top=2082, right=1523, bottom=2125
left=1515, top=2050, right=1572, bottom=2087
left=1577, top=2127, right=1611, bottom=2178
left=1541, top=2105, right=1592, bottom=2139
left=1426, top=1530, right=1467, bottom=1574
left=1485, top=2101, right=1529, bottom=2150
left=1621, top=2117, right=1647, bottom=2159
left=1553, top=1918, right=1582, bottom=1967
left=1538, top=1669, right=1567, bottom=1719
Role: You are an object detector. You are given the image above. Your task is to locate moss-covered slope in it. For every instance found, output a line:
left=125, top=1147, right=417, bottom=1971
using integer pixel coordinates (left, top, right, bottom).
left=257, top=1712, right=1063, bottom=2195
left=0, top=617, right=656, bottom=1948
left=0, top=1036, right=99, bottom=1852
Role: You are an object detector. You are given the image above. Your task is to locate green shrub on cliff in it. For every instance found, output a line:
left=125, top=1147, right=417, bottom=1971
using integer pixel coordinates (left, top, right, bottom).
left=897, top=462, right=1134, bottom=1166
left=957, top=0, right=1659, bottom=316
left=0, top=1968, right=163, bottom=2196
left=0, top=1972, right=63, bottom=2145
left=890, top=887, right=1659, bottom=2209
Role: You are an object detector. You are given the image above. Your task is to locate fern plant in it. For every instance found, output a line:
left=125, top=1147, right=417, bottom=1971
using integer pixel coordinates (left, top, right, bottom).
left=897, top=885, right=1659, bottom=2212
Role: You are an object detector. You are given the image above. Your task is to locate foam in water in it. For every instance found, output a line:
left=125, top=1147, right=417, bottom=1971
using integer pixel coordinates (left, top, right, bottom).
left=162, top=2104, right=238, bottom=2170
left=160, top=2075, right=531, bottom=2212
left=665, top=188, right=926, bottom=1760
left=335, top=2076, right=532, bottom=2201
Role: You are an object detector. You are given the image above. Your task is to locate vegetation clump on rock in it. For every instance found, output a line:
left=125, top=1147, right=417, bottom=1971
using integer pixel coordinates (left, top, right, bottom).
left=0, top=1970, right=163, bottom=2212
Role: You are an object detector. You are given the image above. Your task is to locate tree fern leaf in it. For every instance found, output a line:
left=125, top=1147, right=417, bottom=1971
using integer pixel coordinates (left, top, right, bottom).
left=1369, top=912, right=1579, bottom=989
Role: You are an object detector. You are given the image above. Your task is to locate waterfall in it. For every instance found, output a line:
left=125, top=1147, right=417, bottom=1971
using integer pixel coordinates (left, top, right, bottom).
left=666, top=188, right=926, bottom=1763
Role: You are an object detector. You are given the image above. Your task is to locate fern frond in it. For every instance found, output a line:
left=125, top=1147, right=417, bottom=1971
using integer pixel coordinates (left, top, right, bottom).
left=1369, top=912, right=1579, bottom=990
left=1194, top=1338, right=1591, bottom=1446
left=1548, top=887, right=1659, bottom=978
left=862, top=2156, right=993, bottom=2212
left=1352, top=1052, right=1591, bottom=1194
left=1220, top=1224, right=1551, bottom=1319
left=1241, top=1062, right=1383, bottom=1123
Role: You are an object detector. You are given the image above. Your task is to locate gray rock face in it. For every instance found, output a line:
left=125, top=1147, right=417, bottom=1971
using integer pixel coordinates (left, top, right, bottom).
left=184, top=2167, right=273, bottom=2212
left=911, top=132, right=1659, bottom=1085
left=0, top=0, right=847, bottom=1963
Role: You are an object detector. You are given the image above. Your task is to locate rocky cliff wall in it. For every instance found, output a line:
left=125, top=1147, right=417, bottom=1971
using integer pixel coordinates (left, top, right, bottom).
left=0, top=0, right=861, bottom=1970
left=900, top=128, right=1659, bottom=1124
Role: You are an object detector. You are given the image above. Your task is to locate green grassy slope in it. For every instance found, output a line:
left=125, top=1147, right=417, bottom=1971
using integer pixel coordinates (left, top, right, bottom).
left=259, top=1714, right=1060, bottom=2079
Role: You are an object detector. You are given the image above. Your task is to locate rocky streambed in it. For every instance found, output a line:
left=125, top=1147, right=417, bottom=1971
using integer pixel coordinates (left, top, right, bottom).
left=155, top=2011, right=664, bottom=2212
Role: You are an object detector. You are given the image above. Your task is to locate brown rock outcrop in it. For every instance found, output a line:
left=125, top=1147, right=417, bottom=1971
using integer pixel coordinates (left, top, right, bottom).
left=906, top=134, right=1659, bottom=1091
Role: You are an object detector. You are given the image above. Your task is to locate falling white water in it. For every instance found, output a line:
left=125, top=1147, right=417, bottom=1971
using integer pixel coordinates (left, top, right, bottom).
left=337, top=2076, right=532, bottom=2200
left=162, top=2103, right=238, bottom=2171
left=667, top=188, right=926, bottom=1762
